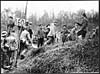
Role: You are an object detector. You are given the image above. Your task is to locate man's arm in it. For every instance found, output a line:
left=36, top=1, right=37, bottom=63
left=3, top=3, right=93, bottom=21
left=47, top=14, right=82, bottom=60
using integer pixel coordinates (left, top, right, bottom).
left=81, top=19, right=88, bottom=30
left=7, top=24, right=9, bottom=31
left=26, top=32, right=31, bottom=44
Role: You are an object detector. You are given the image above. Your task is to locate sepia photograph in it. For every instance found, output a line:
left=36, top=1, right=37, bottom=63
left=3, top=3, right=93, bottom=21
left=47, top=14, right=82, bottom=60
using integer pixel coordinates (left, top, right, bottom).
left=1, top=1, right=99, bottom=73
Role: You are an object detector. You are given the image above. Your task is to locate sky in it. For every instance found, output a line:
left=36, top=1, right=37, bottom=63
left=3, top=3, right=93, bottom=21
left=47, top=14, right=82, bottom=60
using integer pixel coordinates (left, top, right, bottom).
left=1, top=1, right=99, bottom=19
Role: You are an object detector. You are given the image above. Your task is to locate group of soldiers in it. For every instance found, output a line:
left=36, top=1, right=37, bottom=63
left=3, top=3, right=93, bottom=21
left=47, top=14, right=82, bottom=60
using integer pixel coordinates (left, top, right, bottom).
left=1, top=12, right=98, bottom=71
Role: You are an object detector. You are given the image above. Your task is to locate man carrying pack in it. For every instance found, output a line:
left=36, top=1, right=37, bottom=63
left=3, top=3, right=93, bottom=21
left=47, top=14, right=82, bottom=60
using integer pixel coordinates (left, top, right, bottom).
left=6, top=30, right=18, bottom=69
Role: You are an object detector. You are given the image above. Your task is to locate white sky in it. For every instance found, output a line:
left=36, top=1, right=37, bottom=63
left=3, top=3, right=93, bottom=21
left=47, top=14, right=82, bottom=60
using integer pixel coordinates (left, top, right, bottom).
left=1, top=1, right=99, bottom=19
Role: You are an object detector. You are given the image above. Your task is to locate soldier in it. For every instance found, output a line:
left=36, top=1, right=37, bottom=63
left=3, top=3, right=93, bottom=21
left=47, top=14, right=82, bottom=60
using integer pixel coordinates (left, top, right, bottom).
left=1, top=31, right=10, bottom=69
left=68, top=22, right=81, bottom=41
left=55, top=31, right=61, bottom=43
left=7, top=16, right=15, bottom=36
left=43, top=24, right=50, bottom=41
left=90, top=26, right=99, bottom=39
left=20, top=26, right=31, bottom=59
left=44, top=21, right=57, bottom=45
left=77, top=13, right=88, bottom=39
left=36, top=24, right=44, bottom=48
left=61, top=24, right=70, bottom=45
left=28, top=22, right=34, bottom=41
left=6, top=30, right=18, bottom=69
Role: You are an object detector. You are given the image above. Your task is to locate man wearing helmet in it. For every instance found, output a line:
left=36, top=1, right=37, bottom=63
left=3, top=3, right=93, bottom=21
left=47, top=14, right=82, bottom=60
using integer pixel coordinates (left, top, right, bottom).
left=1, top=31, right=10, bottom=69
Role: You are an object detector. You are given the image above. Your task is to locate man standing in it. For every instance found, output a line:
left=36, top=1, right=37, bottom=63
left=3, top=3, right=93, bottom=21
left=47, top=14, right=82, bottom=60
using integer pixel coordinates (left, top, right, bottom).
left=7, top=16, right=15, bottom=36
left=28, top=22, right=34, bottom=41
left=1, top=31, right=10, bottom=69
left=20, top=26, right=31, bottom=59
left=6, top=30, right=18, bottom=69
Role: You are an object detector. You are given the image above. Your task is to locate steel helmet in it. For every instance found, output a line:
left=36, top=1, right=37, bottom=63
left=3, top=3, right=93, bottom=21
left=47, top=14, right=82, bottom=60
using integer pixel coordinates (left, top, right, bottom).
left=1, top=31, right=7, bottom=37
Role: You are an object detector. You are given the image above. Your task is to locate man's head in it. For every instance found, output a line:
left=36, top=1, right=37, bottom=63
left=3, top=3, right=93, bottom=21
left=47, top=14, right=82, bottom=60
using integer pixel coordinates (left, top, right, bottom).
left=80, top=12, right=88, bottom=21
left=46, top=24, right=50, bottom=27
left=8, top=16, right=14, bottom=24
left=10, top=30, right=16, bottom=37
left=29, top=22, right=32, bottom=26
left=25, top=20, right=30, bottom=30
left=53, top=20, right=58, bottom=26
left=74, top=22, right=79, bottom=28
left=25, top=20, right=29, bottom=26
left=9, top=16, right=13, bottom=19
left=38, top=24, right=43, bottom=30
left=62, top=24, right=67, bottom=30
left=28, top=22, right=32, bottom=29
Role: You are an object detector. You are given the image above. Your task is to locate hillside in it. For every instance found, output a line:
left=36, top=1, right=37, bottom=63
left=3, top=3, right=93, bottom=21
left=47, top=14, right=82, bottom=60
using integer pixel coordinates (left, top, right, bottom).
left=8, top=35, right=99, bottom=73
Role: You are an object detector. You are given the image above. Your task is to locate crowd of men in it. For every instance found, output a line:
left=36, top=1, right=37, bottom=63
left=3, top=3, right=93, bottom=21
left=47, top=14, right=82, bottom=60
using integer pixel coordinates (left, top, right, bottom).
left=1, top=12, right=98, bottom=71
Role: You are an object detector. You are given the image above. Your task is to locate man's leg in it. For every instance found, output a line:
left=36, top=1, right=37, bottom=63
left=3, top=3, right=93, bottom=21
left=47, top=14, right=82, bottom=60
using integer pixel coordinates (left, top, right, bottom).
left=82, top=30, right=87, bottom=39
left=44, top=36, right=52, bottom=45
left=37, top=38, right=41, bottom=48
left=40, top=38, right=44, bottom=47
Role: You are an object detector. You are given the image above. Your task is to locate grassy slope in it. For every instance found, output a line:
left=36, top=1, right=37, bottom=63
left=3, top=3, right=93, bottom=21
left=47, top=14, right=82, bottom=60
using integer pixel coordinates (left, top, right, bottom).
left=9, top=35, right=99, bottom=73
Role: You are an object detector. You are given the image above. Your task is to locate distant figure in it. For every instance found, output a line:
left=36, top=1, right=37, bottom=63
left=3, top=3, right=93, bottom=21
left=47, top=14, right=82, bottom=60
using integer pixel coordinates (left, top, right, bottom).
left=61, top=24, right=69, bottom=45
left=44, top=24, right=50, bottom=40
left=55, top=31, right=61, bottom=43
left=90, top=26, right=99, bottom=39
left=36, top=24, right=44, bottom=48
